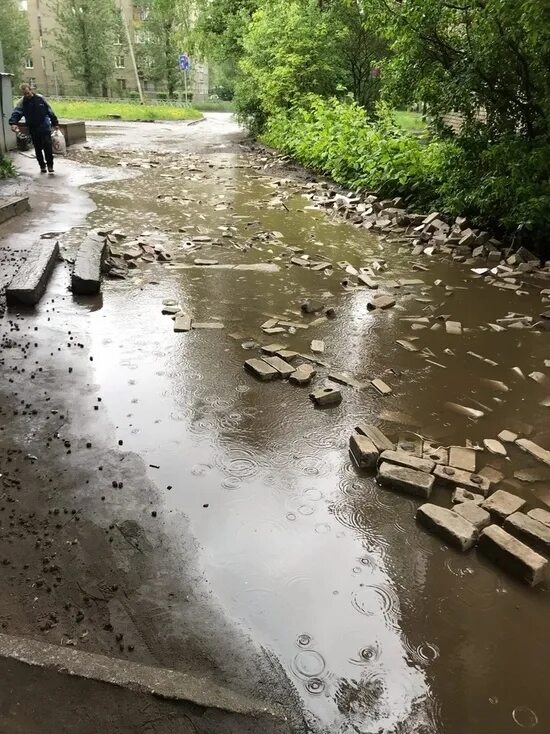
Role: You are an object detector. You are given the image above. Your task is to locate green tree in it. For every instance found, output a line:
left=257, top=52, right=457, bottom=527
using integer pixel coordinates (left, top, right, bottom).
left=0, top=0, right=30, bottom=75
left=135, top=0, right=194, bottom=99
left=52, top=0, right=120, bottom=96
left=373, top=0, right=550, bottom=140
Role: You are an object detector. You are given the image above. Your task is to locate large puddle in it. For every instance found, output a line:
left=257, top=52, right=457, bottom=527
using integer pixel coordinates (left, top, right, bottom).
left=53, top=119, right=550, bottom=732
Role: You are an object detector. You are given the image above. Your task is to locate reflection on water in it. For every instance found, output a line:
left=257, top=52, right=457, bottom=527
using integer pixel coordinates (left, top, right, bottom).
left=56, top=128, right=549, bottom=732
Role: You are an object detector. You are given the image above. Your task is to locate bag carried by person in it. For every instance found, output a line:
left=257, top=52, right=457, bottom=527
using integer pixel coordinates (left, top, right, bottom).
left=16, top=131, right=32, bottom=152
left=51, top=129, right=67, bottom=156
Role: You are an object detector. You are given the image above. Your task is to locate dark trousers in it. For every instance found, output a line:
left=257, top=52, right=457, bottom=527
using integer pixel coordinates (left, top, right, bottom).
left=31, top=130, right=54, bottom=169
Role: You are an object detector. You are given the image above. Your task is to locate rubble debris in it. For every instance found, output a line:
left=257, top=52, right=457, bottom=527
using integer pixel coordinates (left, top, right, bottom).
left=528, top=508, right=550, bottom=528
left=262, top=355, right=295, bottom=378
left=478, top=525, right=547, bottom=586
left=416, top=503, right=478, bottom=551
left=355, top=424, right=395, bottom=452
left=261, top=343, right=286, bottom=355
left=289, top=364, right=316, bottom=385
left=483, top=439, right=507, bottom=456
left=174, top=315, right=192, bottom=332
left=367, top=294, right=396, bottom=310
left=72, top=231, right=108, bottom=295
left=309, top=386, right=342, bottom=406
left=516, top=438, right=550, bottom=467
left=445, top=321, right=462, bottom=335
left=192, top=322, right=224, bottom=329
left=378, top=450, right=435, bottom=474
left=310, top=340, right=325, bottom=354
left=378, top=462, right=434, bottom=498
left=445, top=402, right=485, bottom=419
left=452, top=488, right=484, bottom=505
left=504, top=512, right=550, bottom=556
left=434, top=465, right=491, bottom=496
left=498, top=430, right=518, bottom=443
left=482, top=489, right=526, bottom=520
left=371, top=378, right=392, bottom=395
left=6, top=240, right=59, bottom=306
left=328, top=373, right=366, bottom=390
left=349, top=434, right=379, bottom=469
left=449, top=447, right=476, bottom=472
left=452, top=502, right=491, bottom=531
left=244, top=359, right=279, bottom=381
left=301, top=300, right=324, bottom=314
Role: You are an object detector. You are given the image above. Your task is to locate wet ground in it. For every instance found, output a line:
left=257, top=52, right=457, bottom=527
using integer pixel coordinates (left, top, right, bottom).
left=1, top=114, right=549, bottom=733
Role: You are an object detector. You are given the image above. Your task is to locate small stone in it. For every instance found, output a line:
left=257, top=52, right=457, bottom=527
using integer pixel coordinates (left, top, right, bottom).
left=452, top=502, right=491, bottom=530
left=371, top=378, right=392, bottom=395
left=448, top=447, right=476, bottom=473
left=478, top=525, right=547, bottom=586
left=289, top=364, right=316, bottom=386
left=445, top=320, right=462, bottom=335
left=416, top=503, right=478, bottom=551
left=377, top=462, right=434, bottom=498
left=527, top=508, right=550, bottom=528
left=349, top=434, right=379, bottom=469
left=244, top=359, right=279, bottom=381
left=162, top=305, right=181, bottom=315
left=310, top=340, right=325, bottom=354
left=379, top=450, right=434, bottom=474
left=452, top=487, right=484, bottom=504
left=482, top=489, right=526, bottom=519
left=309, top=387, right=342, bottom=407
left=498, top=430, right=518, bottom=443
left=504, top=512, right=550, bottom=555
left=174, top=315, right=192, bottom=332
left=483, top=439, right=507, bottom=456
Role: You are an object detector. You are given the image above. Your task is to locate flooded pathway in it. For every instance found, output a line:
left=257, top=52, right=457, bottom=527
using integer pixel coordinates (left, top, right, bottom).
left=1, top=114, right=549, bottom=733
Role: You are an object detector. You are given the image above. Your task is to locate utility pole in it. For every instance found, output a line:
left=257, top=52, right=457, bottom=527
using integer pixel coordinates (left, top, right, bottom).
left=119, top=2, right=144, bottom=103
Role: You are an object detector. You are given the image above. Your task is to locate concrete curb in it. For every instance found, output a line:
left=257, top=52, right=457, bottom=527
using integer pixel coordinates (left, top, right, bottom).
left=0, top=195, right=30, bottom=225
left=0, top=633, right=290, bottom=725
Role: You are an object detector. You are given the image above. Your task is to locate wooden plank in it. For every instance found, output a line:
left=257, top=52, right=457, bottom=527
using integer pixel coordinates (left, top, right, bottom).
left=6, top=240, right=59, bottom=306
left=72, top=231, right=107, bottom=295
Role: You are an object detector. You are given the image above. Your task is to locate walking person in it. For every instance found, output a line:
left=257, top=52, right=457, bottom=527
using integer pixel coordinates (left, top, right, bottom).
left=9, top=84, right=60, bottom=175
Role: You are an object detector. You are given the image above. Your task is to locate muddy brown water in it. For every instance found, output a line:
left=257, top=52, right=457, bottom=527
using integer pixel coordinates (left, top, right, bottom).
left=3, top=116, right=550, bottom=733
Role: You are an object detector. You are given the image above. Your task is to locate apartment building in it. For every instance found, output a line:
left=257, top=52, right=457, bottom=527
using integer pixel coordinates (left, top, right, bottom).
left=17, top=1, right=208, bottom=100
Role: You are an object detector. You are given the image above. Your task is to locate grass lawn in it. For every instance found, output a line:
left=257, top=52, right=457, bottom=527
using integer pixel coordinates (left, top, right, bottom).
left=51, top=100, right=202, bottom=122
left=394, top=110, right=427, bottom=132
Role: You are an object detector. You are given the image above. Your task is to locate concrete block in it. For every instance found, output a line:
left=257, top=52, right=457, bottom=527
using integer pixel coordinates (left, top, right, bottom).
left=378, top=462, right=434, bottom=498
left=504, top=512, right=550, bottom=555
left=449, top=447, right=476, bottom=472
left=309, top=386, right=342, bottom=406
left=173, top=315, right=192, bottom=332
left=261, top=343, right=286, bottom=356
left=367, top=294, right=396, bottom=310
left=516, top=439, right=550, bottom=467
left=72, top=231, right=107, bottom=295
left=417, top=503, right=478, bottom=551
left=478, top=525, right=547, bottom=586
left=289, top=364, right=316, bottom=385
left=379, top=450, right=435, bottom=474
left=6, top=240, right=59, bottom=306
left=262, top=356, right=295, bottom=378
left=355, top=424, right=395, bottom=452
left=371, top=378, right=392, bottom=395
left=483, top=439, right=507, bottom=456
left=452, top=502, right=491, bottom=530
left=434, top=465, right=491, bottom=496
left=446, top=320, right=462, bottom=335
left=349, top=434, right=379, bottom=469
left=244, top=359, right=279, bottom=381
left=498, top=430, right=518, bottom=443
left=452, top=488, right=484, bottom=505
left=527, top=508, right=550, bottom=528
left=482, top=489, right=526, bottom=519
left=0, top=196, right=30, bottom=225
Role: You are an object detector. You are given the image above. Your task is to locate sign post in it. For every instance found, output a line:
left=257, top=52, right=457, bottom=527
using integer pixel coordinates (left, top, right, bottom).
left=178, top=53, right=191, bottom=105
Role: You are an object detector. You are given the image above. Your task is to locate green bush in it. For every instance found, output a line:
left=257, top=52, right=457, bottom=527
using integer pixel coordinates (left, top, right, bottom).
left=263, top=96, right=550, bottom=250
left=0, top=155, right=15, bottom=180
left=128, top=91, right=140, bottom=100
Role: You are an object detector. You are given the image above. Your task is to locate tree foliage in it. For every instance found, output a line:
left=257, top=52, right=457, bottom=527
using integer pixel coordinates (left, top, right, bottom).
left=52, top=0, right=120, bottom=95
left=0, top=0, right=30, bottom=75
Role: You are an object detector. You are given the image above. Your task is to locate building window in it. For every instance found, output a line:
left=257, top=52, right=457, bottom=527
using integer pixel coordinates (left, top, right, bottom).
left=115, top=33, right=124, bottom=45
left=39, top=36, right=47, bottom=48
left=19, top=1, right=28, bottom=10
left=37, top=16, right=43, bottom=36
left=117, top=78, right=127, bottom=92
left=41, top=56, right=46, bottom=70
left=28, top=77, right=36, bottom=89
left=25, top=57, right=34, bottom=69
left=115, top=55, right=125, bottom=69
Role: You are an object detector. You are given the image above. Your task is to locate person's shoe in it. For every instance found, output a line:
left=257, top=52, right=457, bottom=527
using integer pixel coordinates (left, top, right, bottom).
left=47, top=167, right=54, bottom=175
left=40, top=167, right=47, bottom=174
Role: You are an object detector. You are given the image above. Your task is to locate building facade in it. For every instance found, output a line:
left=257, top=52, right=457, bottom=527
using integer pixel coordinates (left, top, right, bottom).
left=17, top=1, right=208, bottom=100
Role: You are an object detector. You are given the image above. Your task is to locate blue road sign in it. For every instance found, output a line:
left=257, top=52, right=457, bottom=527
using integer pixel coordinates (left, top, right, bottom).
left=179, top=53, right=190, bottom=72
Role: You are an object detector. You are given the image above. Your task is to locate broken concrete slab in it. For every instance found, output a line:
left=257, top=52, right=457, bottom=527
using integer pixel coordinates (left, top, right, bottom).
left=309, top=386, right=342, bottom=406
left=504, top=512, right=550, bottom=556
left=355, top=424, right=395, bottom=452
left=483, top=439, right=507, bottom=456
left=478, top=525, right=547, bottom=586
left=417, top=503, right=478, bottom=551
left=328, top=372, right=367, bottom=390
left=452, top=501, right=491, bottom=531
left=358, top=273, right=379, bottom=289
left=371, top=378, right=392, bottom=395
left=479, top=465, right=505, bottom=485
left=244, top=359, right=279, bottom=381
left=527, top=508, right=550, bottom=528
left=378, top=462, right=434, bottom=498
left=262, top=356, right=295, bottom=378
left=452, top=488, right=484, bottom=505
left=192, top=322, right=225, bottom=329
left=367, top=294, right=396, bottom=310
left=194, top=258, right=219, bottom=266
left=379, top=450, right=435, bottom=474
left=482, top=489, right=526, bottom=520
left=261, top=343, right=286, bottom=356
left=310, top=340, right=325, bottom=354
left=289, top=364, right=316, bottom=385
left=445, top=320, right=462, bottom=335
left=349, top=434, right=379, bottom=469
left=516, top=438, right=550, bottom=467
left=498, top=430, right=518, bottom=443
left=173, top=314, right=192, bottom=332
left=72, top=231, right=107, bottom=295
left=6, top=240, right=59, bottom=306
left=434, top=465, right=491, bottom=496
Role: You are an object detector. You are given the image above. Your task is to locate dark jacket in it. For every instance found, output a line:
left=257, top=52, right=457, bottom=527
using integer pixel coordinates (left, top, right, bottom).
left=9, top=94, right=59, bottom=135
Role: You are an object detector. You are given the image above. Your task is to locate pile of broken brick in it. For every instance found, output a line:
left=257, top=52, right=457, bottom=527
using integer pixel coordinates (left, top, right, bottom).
left=349, top=424, right=550, bottom=588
